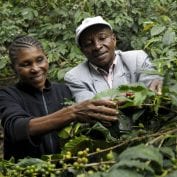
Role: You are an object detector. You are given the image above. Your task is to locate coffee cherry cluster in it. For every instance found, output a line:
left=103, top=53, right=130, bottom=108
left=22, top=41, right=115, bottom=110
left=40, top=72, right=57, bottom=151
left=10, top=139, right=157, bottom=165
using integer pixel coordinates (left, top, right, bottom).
left=6, top=162, right=60, bottom=177
left=60, top=151, right=73, bottom=170
left=73, top=148, right=89, bottom=170
left=59, top=148, right=90, bottom=172
left=5, top=147, right=114, bottom=177
left=98, top=164, right=110, bottom=172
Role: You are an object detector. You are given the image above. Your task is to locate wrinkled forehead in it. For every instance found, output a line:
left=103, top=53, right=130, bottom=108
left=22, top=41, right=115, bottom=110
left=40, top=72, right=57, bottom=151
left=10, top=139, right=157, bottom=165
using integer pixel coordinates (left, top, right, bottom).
left=79, top=25, right=112, bottom=43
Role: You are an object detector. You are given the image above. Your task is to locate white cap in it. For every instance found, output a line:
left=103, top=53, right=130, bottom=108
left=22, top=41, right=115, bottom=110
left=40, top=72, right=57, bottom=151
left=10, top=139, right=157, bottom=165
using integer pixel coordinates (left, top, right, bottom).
left=75, top=16, right=112, bottom=46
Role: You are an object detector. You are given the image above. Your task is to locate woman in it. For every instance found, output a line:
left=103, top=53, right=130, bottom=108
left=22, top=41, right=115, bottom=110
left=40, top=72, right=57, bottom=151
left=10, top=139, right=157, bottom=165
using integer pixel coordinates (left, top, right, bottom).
left=0, top=36, right=118, bottom=161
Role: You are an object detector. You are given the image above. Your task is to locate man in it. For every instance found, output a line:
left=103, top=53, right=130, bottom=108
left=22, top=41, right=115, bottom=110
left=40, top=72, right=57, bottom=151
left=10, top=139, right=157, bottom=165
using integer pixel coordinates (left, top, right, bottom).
left=64, top=16, right=162, bottom=103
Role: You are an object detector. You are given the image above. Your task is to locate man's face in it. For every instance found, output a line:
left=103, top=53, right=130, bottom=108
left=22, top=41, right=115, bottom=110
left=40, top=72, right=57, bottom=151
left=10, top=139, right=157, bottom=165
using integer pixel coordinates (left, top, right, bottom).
left=13, top=46, right=49, bottom=91
left=79, top=25, right=116, bottom=71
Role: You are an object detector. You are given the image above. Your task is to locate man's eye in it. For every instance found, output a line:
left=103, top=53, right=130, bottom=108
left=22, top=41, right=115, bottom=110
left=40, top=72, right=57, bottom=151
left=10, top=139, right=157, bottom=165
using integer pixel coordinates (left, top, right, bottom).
left=99, top=37, right=106, bottom=40
left=83, top=42, right=92, bottom=47
left=99, top=35, right=108, bottom=40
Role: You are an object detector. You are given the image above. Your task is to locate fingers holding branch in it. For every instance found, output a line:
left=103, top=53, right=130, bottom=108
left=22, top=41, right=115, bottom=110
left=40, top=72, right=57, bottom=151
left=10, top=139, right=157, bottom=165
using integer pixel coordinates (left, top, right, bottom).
left=73, top=99, right=118, bottom=123
left=149, top=79, right=163, bottom=95
left=91, top=99, right=118, bottom=109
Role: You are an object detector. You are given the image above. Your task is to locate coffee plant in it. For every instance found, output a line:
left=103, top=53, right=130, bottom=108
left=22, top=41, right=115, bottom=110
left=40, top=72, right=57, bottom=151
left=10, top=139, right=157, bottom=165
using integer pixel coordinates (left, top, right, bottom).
left=1, top=0, right=177, bottom=176
left=1, top=50, right=177, bottom=176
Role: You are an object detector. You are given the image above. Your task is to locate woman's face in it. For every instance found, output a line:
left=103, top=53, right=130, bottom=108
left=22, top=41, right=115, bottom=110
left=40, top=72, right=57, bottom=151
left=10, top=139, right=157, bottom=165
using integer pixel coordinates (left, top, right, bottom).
left=13, top=46, right=49, bottom=91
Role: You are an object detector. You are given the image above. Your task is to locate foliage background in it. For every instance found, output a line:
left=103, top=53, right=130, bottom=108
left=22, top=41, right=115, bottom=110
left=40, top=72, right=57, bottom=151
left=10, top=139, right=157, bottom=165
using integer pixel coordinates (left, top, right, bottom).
left=0, top=0, right=177, bottom=176
left=0, top=0, right=177, bottom=83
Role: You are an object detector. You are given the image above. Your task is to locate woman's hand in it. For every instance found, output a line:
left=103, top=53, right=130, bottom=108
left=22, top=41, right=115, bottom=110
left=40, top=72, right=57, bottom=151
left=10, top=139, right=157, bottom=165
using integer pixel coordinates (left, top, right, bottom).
left=72, top=99, right=118, bottom=125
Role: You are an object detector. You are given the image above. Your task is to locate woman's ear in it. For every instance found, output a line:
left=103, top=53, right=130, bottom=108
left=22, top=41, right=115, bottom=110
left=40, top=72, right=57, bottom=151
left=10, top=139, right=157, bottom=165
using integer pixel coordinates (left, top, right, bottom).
left=10, top=63, right=17, bottom=75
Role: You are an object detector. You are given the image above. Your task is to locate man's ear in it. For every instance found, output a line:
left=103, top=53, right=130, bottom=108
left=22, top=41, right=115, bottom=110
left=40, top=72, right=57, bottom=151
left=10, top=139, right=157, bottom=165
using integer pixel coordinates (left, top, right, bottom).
left=80, top=47, right=84, bottom=53
left=112, top=33, right=117, bottom=47
left=79, top=45, right=86, bottom=54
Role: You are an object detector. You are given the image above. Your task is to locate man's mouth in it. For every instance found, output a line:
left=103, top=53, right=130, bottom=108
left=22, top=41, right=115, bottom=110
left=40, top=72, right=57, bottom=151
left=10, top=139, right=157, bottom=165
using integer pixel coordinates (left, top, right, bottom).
left=94, top=52, right=107, bottom=59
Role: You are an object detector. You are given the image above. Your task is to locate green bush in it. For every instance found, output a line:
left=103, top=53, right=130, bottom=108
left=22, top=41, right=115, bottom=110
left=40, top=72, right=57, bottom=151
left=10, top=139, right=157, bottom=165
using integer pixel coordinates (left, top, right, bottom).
left=0, top=0, right=177, bottom=81
left=1, top=1, right=177, bottom=176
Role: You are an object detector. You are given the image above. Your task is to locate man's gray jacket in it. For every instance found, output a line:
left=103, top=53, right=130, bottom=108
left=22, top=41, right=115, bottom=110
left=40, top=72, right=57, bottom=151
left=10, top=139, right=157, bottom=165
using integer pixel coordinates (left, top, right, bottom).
left=64, top=50, right=161, bottom=102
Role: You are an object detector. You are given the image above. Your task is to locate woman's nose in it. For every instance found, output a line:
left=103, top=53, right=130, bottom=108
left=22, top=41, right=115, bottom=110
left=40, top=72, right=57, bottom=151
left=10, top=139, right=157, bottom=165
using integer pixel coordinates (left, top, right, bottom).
left=30, top=64, right=39, bottom=72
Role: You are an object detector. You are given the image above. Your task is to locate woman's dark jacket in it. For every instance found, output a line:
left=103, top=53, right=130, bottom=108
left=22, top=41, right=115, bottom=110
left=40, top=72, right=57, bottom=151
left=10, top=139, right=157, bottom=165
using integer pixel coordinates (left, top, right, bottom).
left=0, top=80, right=72, bottom=161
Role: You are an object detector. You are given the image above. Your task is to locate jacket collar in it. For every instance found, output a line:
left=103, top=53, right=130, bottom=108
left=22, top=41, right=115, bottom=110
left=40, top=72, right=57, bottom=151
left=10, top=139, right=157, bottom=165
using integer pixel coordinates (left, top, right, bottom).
left=88, top=55, right=117, bottom=76
left=16, top=79, right=51, bottom=93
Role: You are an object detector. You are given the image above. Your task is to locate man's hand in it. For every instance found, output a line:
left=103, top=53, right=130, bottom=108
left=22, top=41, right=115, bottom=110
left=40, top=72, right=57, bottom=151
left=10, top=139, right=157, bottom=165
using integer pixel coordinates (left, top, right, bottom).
left=149, top=79, right=163, bottom=95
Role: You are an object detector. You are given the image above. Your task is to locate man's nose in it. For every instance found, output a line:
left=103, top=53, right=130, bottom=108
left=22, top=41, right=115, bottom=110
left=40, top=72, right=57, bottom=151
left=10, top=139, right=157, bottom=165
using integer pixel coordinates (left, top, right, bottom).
left=93, top=39, right=102, bottom=49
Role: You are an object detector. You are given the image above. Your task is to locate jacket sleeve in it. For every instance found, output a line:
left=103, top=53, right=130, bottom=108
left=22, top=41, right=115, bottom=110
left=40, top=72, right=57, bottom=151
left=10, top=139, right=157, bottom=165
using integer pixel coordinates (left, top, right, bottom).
left=120, top=50, right=163, bottom=87
left=0, top=88, right=36, bottom=145
left=64, top=71, right=95, bottom=103
left=135, top=50, right=163, bottom=86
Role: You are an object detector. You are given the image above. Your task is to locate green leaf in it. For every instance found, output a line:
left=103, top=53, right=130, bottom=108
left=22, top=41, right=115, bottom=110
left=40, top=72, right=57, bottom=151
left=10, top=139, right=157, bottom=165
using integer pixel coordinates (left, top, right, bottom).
left=119, top=144, right=163, bottom=167
left=133, top=91, right=147, bottom=106
left=106, top=169, right=143, bottom=177
left=57, top=67, right=72, bottom=81
left=21, top=8, right=36, bottom=20
left=58, top=122, right=81, bottom=139
left=86, top=122, right=119, bottom=142
left=162, top=30, right=176, bottom=46
left=17, top=158, right=44, bottom=167
left=0, top=57, right=7, bottom=69
left=94, top=83, right=155, bottom=109
left=166, top=170, right=177, bottom=177
left=0, top=172, right=5, bottom=177
left=41, top=153, right=62, bottom=162
left=110, top=159, right=154, bottom=174
left=108, top=120, right=120, bottom=139
left=88, top=172, right=103, bottom=177
left=93, top=87, right=121, bottom=100
left=150, top=25, right=166, bottom=36
left=119, top=113, right=132, bottom=131
left=143, top=21, right=155, bottom=31
left=159, top=147, right=175, bottom=159
left=61, top=135, right=90, bottom=155
left=119, top=84, right=155, bottom=107
left=58, top=125, right=73, bottom=139
left=132, top=109, right=145, bottom=122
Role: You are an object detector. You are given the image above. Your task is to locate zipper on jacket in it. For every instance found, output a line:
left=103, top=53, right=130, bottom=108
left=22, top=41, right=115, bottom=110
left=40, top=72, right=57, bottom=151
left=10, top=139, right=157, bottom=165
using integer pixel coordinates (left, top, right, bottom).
left=41, top=93, right=55, bottom=153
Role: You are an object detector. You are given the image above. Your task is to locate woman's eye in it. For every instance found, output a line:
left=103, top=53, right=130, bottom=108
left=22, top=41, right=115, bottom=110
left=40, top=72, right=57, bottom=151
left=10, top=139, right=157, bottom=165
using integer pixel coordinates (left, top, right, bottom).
left=20, top=63, right=30, bottom=67
left=37, top=57, right=44, bottom=62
